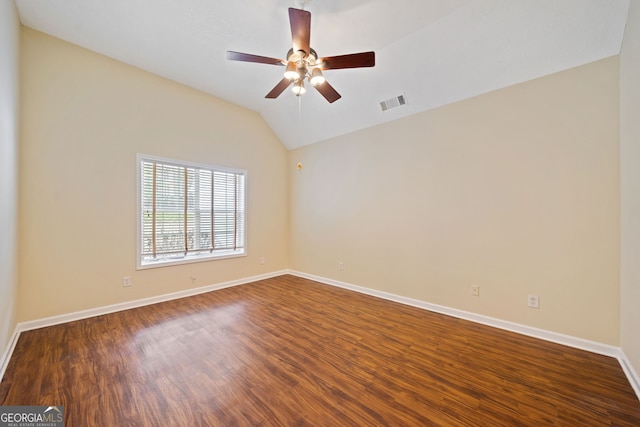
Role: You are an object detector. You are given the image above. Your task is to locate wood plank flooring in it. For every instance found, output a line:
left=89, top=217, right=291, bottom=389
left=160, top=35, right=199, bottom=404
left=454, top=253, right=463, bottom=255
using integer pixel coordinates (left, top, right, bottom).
left=1, top=275, right=639, bottom=426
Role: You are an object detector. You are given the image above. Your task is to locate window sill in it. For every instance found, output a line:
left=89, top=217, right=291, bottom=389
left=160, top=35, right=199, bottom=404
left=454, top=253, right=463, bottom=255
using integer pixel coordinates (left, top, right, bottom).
left=137, top=250, right=246, bottom=270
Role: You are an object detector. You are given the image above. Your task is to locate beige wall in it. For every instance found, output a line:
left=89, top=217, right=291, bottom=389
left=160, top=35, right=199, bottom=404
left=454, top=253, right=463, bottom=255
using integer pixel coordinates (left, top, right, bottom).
left=289, top=57, right=620, bottom=345
left=18, top=28, right=289, bottom=321
left=621, top=1, right=640, bottom=378
left=0, top=1, right=20, bottom=362
left=13, top=13, right=629, bottom=355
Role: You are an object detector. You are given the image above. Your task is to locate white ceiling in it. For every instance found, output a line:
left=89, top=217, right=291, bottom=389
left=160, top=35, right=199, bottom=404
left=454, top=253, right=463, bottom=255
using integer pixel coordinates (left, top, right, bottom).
left=15, top=0, right=630, bottom=150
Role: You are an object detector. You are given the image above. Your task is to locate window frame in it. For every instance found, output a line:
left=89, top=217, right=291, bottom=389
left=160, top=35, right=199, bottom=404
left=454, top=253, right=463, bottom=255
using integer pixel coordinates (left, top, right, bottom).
left=136, top=153, right=247, bottom=270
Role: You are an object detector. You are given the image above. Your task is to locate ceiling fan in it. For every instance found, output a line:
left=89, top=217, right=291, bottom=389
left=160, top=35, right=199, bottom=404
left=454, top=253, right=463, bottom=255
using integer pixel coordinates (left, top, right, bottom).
left=226, top=7, right=375, bottom=103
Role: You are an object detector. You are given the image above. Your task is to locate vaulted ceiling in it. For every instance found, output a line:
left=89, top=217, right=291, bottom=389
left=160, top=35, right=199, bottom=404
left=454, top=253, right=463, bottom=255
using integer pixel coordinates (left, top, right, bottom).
left=15, top=0, right=630, bottom=150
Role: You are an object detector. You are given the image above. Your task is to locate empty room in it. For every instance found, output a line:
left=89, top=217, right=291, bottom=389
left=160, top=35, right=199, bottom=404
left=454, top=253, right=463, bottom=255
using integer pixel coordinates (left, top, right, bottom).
left=1, top=0, right=640, bottom=425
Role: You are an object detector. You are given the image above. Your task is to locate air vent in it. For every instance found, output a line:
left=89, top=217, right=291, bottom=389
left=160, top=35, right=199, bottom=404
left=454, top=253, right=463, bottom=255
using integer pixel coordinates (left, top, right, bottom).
left=380, top=94, right=407, bottom=111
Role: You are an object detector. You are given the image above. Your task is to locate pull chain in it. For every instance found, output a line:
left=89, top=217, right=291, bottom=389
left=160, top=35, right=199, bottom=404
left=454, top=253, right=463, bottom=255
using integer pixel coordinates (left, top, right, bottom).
left=298, top=94, right=302, bottom=137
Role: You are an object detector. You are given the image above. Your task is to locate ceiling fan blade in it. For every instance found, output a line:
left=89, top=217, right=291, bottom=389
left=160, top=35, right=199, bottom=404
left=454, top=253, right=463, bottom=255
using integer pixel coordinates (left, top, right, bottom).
left=314, top=81, right=342, bottom=103
left=227, top=51, right=285, bottom=66
left=289, top=8, right=311, bottom=55
left=266, top=78, right=292, bottom=99
left=319, top=52, right=375, bottom=70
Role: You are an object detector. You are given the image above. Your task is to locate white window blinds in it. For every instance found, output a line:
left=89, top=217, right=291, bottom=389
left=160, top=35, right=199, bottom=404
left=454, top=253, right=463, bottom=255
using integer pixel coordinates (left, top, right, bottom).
left=138, top=156, right=246, bottom=267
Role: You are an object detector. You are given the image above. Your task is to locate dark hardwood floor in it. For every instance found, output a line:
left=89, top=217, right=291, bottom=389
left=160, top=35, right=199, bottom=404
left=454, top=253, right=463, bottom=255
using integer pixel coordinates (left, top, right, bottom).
left=1, top=275, right=639, bottom=426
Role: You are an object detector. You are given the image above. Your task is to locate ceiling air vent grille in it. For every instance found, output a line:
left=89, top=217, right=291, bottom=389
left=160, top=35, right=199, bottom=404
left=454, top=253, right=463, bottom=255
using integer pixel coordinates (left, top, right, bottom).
left=380, top=94, right=406, bottom=111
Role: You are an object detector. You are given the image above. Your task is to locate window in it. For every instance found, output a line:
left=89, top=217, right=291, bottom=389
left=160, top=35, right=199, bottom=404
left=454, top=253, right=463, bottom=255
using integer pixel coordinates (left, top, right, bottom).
left=137, top=154, right=246, bottom=269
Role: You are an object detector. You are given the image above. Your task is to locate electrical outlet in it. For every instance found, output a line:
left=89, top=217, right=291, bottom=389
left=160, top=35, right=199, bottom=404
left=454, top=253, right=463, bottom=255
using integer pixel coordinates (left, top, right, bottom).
left=123, top=276, right=131, bottom=287
left=471, top=284, right=480, bottom=296
left=338, top=261, right=344, bottom=271
left=528, top=294, right=540, bottom=309
left=260, top=257, right=265, bottom=265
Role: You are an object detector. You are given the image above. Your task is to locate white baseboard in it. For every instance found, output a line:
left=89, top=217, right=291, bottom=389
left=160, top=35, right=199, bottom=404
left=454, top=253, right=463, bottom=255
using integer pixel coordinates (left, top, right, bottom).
left=18, top=270, right=287, bottom=332
left=2, top=269, right=639, bottom=403
left=0, top=325, right=20, bottom=383
left=287, top=270, right=640, bottom=401
left=0, top=270, right=286, bottom=382
left=619, top=351, right=640, bottom=399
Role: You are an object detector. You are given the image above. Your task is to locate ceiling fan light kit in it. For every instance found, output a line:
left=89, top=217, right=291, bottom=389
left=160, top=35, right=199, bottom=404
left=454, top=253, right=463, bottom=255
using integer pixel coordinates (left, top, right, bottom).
left=309, top=68, right=325, bottom=87
left=292, top=79, right=306, bottom=95
left=284, top=61, right=300, bottom=81
left=226, top=7, right=375, bottom=103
